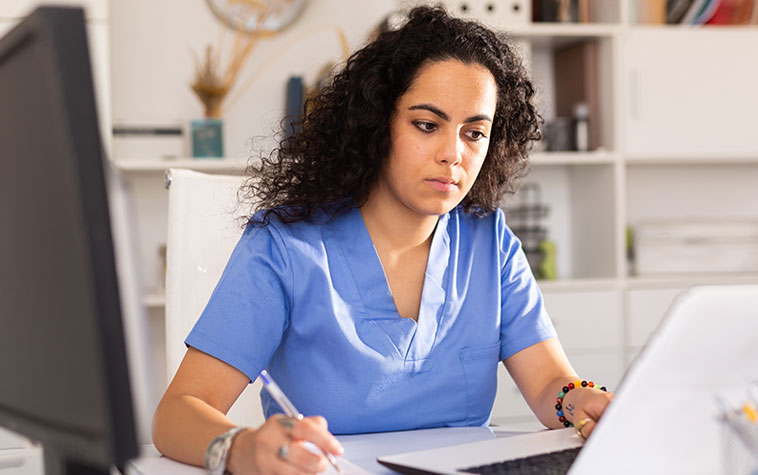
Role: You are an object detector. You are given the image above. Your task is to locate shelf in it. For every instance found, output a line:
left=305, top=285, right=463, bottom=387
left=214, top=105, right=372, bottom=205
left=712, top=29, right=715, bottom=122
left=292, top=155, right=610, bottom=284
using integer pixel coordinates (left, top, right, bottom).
left=625, top=274, right=758, bottom=290
left=624, top=153, right=758, bottom=165
left=114, top=154, right=622, bottom=172
left=113, top=158, right=248, bottom=174
left=530, top=151, right=619, bottom=166
left=629, top=25, right=758, bottom=31
left=537, top=278, right=620, bottom=293
left=509, top=23, right=620, bottom=47
left=540, top=274, right=758, bottom=292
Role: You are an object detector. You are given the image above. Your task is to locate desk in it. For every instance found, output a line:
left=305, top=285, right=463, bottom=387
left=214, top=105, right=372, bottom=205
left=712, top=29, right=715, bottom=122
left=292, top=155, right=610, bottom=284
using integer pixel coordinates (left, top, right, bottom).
left=128, top=426, right=536, bottom=475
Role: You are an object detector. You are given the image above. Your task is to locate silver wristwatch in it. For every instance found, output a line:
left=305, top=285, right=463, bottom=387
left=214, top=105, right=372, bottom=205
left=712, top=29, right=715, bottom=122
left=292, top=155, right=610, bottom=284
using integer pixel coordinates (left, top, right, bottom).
left=204, top=427, right=245, bottom=475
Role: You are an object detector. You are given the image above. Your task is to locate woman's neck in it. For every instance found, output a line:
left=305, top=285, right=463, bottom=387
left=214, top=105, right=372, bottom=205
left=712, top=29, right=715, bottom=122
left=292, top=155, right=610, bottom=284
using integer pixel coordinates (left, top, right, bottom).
left=359, top=186, right=439, bottom=255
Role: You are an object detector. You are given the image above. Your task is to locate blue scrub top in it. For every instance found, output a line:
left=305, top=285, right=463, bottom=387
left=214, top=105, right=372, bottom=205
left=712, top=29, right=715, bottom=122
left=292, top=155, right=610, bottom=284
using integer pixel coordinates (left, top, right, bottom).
left=186, top=205, right=556, bottom=434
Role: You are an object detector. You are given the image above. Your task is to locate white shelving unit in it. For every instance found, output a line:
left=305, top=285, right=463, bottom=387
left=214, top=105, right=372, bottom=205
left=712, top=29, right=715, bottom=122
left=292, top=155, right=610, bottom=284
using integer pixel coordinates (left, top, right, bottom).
left=113, top=1, right=758, bottom=426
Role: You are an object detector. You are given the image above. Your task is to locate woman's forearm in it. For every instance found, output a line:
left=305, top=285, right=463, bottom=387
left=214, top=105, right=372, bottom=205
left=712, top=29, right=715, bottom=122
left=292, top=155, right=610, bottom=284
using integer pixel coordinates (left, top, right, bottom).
left=531, top=375, right=580, bottom=429
left=152, top=393, right=239, bottom=467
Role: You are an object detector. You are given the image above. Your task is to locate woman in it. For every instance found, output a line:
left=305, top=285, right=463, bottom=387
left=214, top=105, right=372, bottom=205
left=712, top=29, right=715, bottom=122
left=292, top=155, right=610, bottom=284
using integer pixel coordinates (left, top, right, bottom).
left=153, top=6, right=613, bottom=474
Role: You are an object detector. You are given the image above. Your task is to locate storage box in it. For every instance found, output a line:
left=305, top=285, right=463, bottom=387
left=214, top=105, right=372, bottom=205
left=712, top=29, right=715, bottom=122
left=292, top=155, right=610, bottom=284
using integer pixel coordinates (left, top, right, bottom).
left=720, top=411, right=758, bottom=475
left=112, top=124, right=185, bottom=160
left=635, top=220, right=758, bottom=275
left=439, top=0, right=531, bottom=28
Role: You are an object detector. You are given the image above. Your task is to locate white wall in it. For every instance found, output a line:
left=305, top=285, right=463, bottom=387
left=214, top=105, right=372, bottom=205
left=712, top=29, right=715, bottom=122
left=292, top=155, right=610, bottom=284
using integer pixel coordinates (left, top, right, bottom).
left=109, top=0, right=396, bottom=159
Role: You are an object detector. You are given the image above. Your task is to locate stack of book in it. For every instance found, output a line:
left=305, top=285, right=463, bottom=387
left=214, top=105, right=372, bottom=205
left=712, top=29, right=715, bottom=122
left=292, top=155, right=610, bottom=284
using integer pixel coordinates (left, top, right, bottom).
left=635, top=0, right=758, bottom=25
left=533, top=0, right=593, bottom=22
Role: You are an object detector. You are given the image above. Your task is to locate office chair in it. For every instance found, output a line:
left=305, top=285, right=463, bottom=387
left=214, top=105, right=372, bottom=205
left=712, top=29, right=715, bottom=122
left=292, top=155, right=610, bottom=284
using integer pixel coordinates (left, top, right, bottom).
left=165, top=168, right=265, bottom=428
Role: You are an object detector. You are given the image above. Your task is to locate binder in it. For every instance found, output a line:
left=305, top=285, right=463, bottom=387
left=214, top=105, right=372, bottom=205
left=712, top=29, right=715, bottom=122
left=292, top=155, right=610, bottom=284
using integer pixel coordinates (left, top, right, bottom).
left=284, top=76, right=304, bottom=138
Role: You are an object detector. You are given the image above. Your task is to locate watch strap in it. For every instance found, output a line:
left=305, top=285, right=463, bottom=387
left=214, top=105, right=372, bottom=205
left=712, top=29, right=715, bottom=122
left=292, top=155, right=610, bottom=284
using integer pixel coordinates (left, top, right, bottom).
left=204, top=426, right=245, bottom=475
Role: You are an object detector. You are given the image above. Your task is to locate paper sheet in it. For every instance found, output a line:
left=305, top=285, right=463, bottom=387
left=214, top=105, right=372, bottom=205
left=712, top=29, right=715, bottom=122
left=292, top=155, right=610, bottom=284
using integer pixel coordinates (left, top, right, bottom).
left=323, top=457, right=373, bottom=475
left=128, top=452, right=371, bottom=475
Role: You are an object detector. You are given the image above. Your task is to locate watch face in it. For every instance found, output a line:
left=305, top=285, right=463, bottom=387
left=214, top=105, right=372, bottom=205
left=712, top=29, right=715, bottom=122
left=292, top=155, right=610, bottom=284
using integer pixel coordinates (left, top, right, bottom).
left=206, top=0, right=308, bottom=33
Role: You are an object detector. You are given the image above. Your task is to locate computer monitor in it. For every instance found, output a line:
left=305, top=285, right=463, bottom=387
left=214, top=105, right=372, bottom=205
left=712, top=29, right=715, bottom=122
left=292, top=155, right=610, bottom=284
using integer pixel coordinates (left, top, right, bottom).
left=0, top=6, right=138, bottom=475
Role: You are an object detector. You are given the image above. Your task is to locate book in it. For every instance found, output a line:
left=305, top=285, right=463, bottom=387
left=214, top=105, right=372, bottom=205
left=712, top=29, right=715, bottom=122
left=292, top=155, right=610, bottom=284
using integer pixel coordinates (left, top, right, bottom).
left=666, top=0, right=695, bottom=23
left=284, top=76, right=304, bottom=138
left=680, top=0, right=709, bottom=23
left=692, top=0, right=722, bottom=23
left=705, top=0, right=756, bottom=24
left=577, top=0, right=590, bottom=22
left=553, top=40, right=600, bottom=151
left=635, top=0, right=667, bottom=24
left=535, top=0, right=577, bottom=22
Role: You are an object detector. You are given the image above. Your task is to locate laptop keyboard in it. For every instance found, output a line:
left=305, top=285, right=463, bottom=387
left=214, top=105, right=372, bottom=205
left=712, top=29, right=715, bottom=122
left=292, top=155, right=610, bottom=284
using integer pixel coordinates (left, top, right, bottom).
left=458, top=446, right=581, bottom=475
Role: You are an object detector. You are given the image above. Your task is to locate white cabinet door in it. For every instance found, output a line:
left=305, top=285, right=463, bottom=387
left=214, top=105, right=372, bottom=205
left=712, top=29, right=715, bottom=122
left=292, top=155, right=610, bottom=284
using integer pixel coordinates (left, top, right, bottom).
left=492, top=364, right=534, bottom=420
left=624, top=29, right=758, bottom=157
left=542, top=290, right=623, bottom=352
left=566, top=351, right=624, bottom=392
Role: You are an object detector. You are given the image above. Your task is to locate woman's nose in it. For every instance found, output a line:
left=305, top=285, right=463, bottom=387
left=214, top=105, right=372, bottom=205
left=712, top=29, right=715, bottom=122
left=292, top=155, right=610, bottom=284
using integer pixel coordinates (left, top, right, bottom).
left=437, top=131, right=462, bottom=165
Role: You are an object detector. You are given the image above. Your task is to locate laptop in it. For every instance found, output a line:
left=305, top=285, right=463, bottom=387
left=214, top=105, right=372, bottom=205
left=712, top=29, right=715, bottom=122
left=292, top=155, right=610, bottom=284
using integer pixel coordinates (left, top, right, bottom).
left=378, top=285, right=758, bottom=474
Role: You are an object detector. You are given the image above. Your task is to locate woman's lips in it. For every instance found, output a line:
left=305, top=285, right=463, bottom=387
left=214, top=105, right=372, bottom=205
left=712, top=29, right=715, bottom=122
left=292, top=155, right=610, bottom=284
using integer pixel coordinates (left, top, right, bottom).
left=425, top=178, right=458, bottom=192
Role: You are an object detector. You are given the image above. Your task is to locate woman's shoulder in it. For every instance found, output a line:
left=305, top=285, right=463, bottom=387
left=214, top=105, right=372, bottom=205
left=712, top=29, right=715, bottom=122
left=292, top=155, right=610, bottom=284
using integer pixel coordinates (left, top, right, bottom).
left=245, top=203, right=351, bottom=243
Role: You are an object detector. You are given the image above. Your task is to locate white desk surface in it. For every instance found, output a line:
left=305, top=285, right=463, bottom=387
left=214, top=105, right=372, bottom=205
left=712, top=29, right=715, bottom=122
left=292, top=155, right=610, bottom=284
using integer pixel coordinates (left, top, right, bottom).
left=127, top=426, right=538, bottom=475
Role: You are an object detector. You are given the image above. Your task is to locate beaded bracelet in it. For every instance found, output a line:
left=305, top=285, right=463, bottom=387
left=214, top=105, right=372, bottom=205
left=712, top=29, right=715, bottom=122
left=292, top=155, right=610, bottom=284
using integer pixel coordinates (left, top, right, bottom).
left=555, top=380, right=608, bottom=428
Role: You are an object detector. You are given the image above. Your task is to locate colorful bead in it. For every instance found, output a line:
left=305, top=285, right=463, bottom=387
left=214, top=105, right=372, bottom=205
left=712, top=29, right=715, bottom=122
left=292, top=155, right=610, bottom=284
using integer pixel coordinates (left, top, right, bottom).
left=557, top=380, right=608, bottom=428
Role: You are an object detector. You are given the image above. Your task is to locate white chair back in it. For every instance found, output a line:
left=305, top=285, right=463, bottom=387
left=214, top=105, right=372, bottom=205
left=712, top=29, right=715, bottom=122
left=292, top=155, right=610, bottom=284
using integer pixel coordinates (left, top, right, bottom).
left=165, top=168, right=265, bottom=428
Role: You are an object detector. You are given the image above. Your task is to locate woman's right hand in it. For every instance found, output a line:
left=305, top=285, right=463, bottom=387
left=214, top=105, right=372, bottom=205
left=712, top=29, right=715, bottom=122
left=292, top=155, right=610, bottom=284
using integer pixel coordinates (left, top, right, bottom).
left=226, top=414, right=344, bottom=474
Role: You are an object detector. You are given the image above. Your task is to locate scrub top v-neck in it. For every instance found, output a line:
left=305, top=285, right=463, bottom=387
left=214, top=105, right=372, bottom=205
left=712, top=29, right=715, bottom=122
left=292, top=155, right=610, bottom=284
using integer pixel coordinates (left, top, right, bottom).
left=186, top=206, right=556, bottom=434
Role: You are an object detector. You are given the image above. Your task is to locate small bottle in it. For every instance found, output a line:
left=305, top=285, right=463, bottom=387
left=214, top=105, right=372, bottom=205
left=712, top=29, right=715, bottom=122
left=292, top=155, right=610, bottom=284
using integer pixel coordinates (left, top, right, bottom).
left=573, top=102, right=589, bottom=152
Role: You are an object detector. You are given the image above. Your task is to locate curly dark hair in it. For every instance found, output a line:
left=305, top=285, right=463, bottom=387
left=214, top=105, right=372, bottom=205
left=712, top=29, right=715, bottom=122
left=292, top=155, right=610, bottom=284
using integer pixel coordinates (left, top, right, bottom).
left=242, top=5, right=541, bottom=225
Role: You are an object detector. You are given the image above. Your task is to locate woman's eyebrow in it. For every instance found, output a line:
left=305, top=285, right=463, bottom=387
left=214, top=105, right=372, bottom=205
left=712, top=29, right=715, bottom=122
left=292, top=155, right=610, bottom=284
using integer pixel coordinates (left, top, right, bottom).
left=408, top=103, right=492, bottom=123
left=409, top=103, right=449, bottom=121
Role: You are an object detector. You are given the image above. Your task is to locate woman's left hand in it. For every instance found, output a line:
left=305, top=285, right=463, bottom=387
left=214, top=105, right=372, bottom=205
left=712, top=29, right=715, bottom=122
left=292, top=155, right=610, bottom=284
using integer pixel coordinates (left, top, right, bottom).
left=563, top=387, right=614, bottom=439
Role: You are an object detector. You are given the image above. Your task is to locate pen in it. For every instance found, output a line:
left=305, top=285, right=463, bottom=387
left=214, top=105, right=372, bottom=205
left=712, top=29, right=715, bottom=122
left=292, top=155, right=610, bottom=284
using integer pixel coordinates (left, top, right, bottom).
left=742, top=403, right=757, bottom=423
left=259, top=370, right=343, bottom=474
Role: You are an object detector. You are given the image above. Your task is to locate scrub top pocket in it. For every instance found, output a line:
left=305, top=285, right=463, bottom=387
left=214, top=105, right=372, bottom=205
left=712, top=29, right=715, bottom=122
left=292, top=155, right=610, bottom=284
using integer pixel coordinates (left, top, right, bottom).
left=459, top=342, right=501, bottom=425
